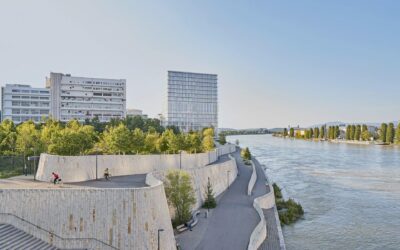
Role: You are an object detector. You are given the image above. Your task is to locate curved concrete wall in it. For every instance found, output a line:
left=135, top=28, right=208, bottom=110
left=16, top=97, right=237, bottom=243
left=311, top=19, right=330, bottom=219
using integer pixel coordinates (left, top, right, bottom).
left=0, top=185, right=176, bottom=250
left=36, top=144, right=236, bottom=183
left=153, top=155, right=238, bottom=214
left=248, top=161, right=257, bottom=196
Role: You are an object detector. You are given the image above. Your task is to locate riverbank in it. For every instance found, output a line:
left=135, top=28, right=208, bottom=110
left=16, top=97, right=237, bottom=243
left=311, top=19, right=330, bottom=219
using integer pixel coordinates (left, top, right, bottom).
left=227, top=134, right=400, bottom=250
left=273, top=134, right=400, bottom=147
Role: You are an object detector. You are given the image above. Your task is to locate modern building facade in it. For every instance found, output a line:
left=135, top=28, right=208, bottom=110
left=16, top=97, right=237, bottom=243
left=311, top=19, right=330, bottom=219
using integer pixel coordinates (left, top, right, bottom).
left=46, top=72, right=126, bottom=122
left=1, top=84, right=51, bottom=123
left=166, top=71, right=218, bottom=132
left=126, top=108, right=148, bottom=119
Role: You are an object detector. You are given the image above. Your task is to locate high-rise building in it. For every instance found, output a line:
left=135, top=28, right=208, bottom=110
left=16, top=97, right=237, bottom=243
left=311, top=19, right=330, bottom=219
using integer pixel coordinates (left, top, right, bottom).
left=46, top=72, right=126, bottom=122
left=166, top=71, right=218, bottom=132
left=1, top=84, right=51, bottom=124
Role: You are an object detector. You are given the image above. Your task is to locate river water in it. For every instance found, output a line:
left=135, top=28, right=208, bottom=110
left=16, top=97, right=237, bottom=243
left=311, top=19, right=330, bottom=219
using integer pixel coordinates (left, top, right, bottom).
left=227, top=134, right=400, bottom=250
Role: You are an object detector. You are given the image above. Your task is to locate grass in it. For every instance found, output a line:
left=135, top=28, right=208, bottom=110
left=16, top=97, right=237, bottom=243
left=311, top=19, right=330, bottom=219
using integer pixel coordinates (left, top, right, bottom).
left=0, top=156, right=25, bottom=179
left=273, top=182, right=304, bottom=225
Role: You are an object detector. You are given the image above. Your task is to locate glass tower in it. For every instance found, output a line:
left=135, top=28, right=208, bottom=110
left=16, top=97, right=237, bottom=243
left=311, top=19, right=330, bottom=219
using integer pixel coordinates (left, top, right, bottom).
left=166, top=71, right=218, bottom=132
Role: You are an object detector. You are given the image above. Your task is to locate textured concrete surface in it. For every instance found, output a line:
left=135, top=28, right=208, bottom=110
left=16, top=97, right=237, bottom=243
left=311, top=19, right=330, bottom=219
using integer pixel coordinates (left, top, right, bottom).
left=258, top=208, right=281, bottom=250
left=36, top=144, right=236, bottom=183
left=177, top=149, right=268, bottom=250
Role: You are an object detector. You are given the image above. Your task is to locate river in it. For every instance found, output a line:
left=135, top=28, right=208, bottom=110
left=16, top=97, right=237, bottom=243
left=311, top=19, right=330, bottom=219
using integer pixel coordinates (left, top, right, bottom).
left=227, top=134, right=400, bottom=250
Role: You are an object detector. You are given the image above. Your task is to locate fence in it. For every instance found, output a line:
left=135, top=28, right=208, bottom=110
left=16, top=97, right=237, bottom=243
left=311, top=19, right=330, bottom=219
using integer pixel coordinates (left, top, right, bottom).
left=0, top=156, right=39, bottom=179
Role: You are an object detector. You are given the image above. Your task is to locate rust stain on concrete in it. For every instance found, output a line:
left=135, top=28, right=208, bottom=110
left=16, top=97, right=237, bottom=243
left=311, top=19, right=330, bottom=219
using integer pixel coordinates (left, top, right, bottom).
left=79, top=217, right=84, bottom=232
left=145, top=222, right=148, bottom=231
left=112, top=209, right=117, bottom=225
left=128, top=217, right=132, bottom=234
left=69, top=214, right=74, bottom=231
left=109, top=228, right=113, bottom=245
left=92, top=208, right=96, bottom=222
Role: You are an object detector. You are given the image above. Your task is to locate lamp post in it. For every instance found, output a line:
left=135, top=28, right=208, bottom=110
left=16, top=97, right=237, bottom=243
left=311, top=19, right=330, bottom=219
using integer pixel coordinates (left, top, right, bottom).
left=158, top=229, right=164, bottom=250
left=179, top=151, right=182, bottom=169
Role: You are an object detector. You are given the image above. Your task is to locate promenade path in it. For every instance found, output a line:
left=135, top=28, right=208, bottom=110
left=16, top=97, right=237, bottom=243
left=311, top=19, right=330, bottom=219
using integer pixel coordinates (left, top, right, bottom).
left=0, top=174, right=147, bottom=189
left=177, top=149, right=269, bottom=250
left=252, top=157, right=282, bottom=250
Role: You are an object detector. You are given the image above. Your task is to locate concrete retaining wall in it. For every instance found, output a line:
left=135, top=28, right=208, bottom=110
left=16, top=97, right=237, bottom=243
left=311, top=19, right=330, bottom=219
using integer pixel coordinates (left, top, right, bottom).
left=247, top=162, right=280, bottom=250
left=153, top=155, right=238, bottom=214
left=36, top=144, right=236, bottom=183
left=0, top=185, right=176, bottom=250
left=247, top=161, right=257, bottom=196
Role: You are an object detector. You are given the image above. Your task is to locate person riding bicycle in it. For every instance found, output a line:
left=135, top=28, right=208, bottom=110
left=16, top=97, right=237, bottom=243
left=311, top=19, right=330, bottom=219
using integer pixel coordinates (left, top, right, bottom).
left=52, top=172, right=61, bottom=185
left=104, top=168, right=111, bottom=180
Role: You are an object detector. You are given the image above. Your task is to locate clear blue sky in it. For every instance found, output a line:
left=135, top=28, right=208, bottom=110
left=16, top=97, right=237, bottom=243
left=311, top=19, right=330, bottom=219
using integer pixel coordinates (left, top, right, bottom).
left=0, top=1, right=399, bottom=128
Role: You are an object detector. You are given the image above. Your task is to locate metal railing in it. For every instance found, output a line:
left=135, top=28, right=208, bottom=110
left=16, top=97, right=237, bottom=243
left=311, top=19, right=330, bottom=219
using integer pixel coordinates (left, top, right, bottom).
left=0, top=212, right=118, bottom=250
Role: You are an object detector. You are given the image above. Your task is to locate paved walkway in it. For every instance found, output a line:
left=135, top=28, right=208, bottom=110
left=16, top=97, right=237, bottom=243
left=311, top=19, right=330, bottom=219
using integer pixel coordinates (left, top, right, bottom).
left=0, top=174, right=147, bottom=189
left=252, top=158, right=283, bottom=250
left=177, top=149, right=269, bottom=250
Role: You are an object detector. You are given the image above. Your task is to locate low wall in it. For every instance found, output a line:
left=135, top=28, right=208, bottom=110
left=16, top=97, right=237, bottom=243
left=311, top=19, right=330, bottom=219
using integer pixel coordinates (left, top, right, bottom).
left=247, top=160, right=276, bottom=250
left=248, top=161, right=257, bottom=196
left=36, top=144, right=235, bottom=183
left=0, top=184, right=176, bottom=250
left=153, top=155, right=238, bottom=215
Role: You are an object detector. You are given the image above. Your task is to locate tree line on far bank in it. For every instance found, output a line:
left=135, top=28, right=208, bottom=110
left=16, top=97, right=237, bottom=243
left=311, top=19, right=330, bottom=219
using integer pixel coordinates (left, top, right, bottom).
left=281, top=122, right=400, bottom=144
left=0, top=116, right=216, bottom=158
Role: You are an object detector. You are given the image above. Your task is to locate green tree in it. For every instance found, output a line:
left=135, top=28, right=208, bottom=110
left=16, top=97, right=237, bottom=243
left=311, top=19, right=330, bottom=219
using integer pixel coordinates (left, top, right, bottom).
left=361, top=124, right=371, bottom=141
left=16, top=121, right=43, bottom=158
left=218, top=133, right=227, bottom=145
left=380, top=123, right=387, bottom=143
left=241, top=147, right=251, bottom=161
left=386, top=123, right=395, bottom=144
left=48, top=120, right=96, bottom=155
left=320, top=126, right=325, bottom=139
left=283, top=128, right=288, bottom=137
left=185, top=132, right=202, bottom=153
left=0, top=120, right=17, bottom=155
left=143, top=132, right=160, bottom=154
left=349, top=125, right=355, bottom=140
left=202, top=178, right=217, bottom=209
left=314, top=127, right=320, bottom=139
left=202, top=128, right=215, bottom=152
left=335, top=126, right=340, bottom=139
left=354, top=125, right=361, bottom=141
left=289, top=128, right=294, bottom=137
left=304, top=130, right=310, bottom=139
left=345, top=125, right=351, bottom=140
left=131, top=128, right=145, bottom=154
left=40, top=119, right=62, bottom=152
left=396, top=123, right=400, bottom=144
left=164, top=169, right=196, bottom=225
left=309, top=128, right=313, bottom=139
left=98, top=123, right=132, bottom=154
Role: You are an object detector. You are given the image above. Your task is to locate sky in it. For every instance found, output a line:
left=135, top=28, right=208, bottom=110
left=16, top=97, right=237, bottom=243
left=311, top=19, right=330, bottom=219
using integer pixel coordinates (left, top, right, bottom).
left=0, top=0, right=399, bottom=129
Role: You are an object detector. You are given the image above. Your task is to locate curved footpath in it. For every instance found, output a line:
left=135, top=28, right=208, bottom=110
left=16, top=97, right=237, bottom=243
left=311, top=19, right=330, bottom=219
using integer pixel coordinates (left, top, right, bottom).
left=252, top=157, right=285, bottom=250
left=177, top=149, right=281, bottom=250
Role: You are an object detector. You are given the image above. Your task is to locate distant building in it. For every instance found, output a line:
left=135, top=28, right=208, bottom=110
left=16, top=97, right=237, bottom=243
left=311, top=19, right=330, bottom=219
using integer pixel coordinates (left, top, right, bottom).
left=1, top=84, right=51, bottom=124
left=46, top=72, right=126, bottom=122
left=166, top=71, right=218, bottom=132
left=126, top=108, right=148, bottom=119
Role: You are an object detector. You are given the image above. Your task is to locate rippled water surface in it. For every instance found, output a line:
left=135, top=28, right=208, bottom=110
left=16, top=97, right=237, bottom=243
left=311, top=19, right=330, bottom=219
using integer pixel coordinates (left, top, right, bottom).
left=227, top=134, right=400, bottom=250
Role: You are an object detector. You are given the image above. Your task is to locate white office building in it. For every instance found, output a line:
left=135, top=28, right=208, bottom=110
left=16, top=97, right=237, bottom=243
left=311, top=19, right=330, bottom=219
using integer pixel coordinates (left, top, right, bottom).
left=1, top=84, right=51, bottom=123
left=166, top=71, right=218, bottom=132
left=46, top=72, right=126, bottom=122
left=126, top=108, right=148, bottom=119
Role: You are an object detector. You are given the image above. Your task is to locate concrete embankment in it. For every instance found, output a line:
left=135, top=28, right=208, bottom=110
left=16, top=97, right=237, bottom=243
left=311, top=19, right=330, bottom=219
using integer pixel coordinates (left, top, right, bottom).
left=248, top=157, right=285, bottom=250
left=0, top=144, right=237, bottom=250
